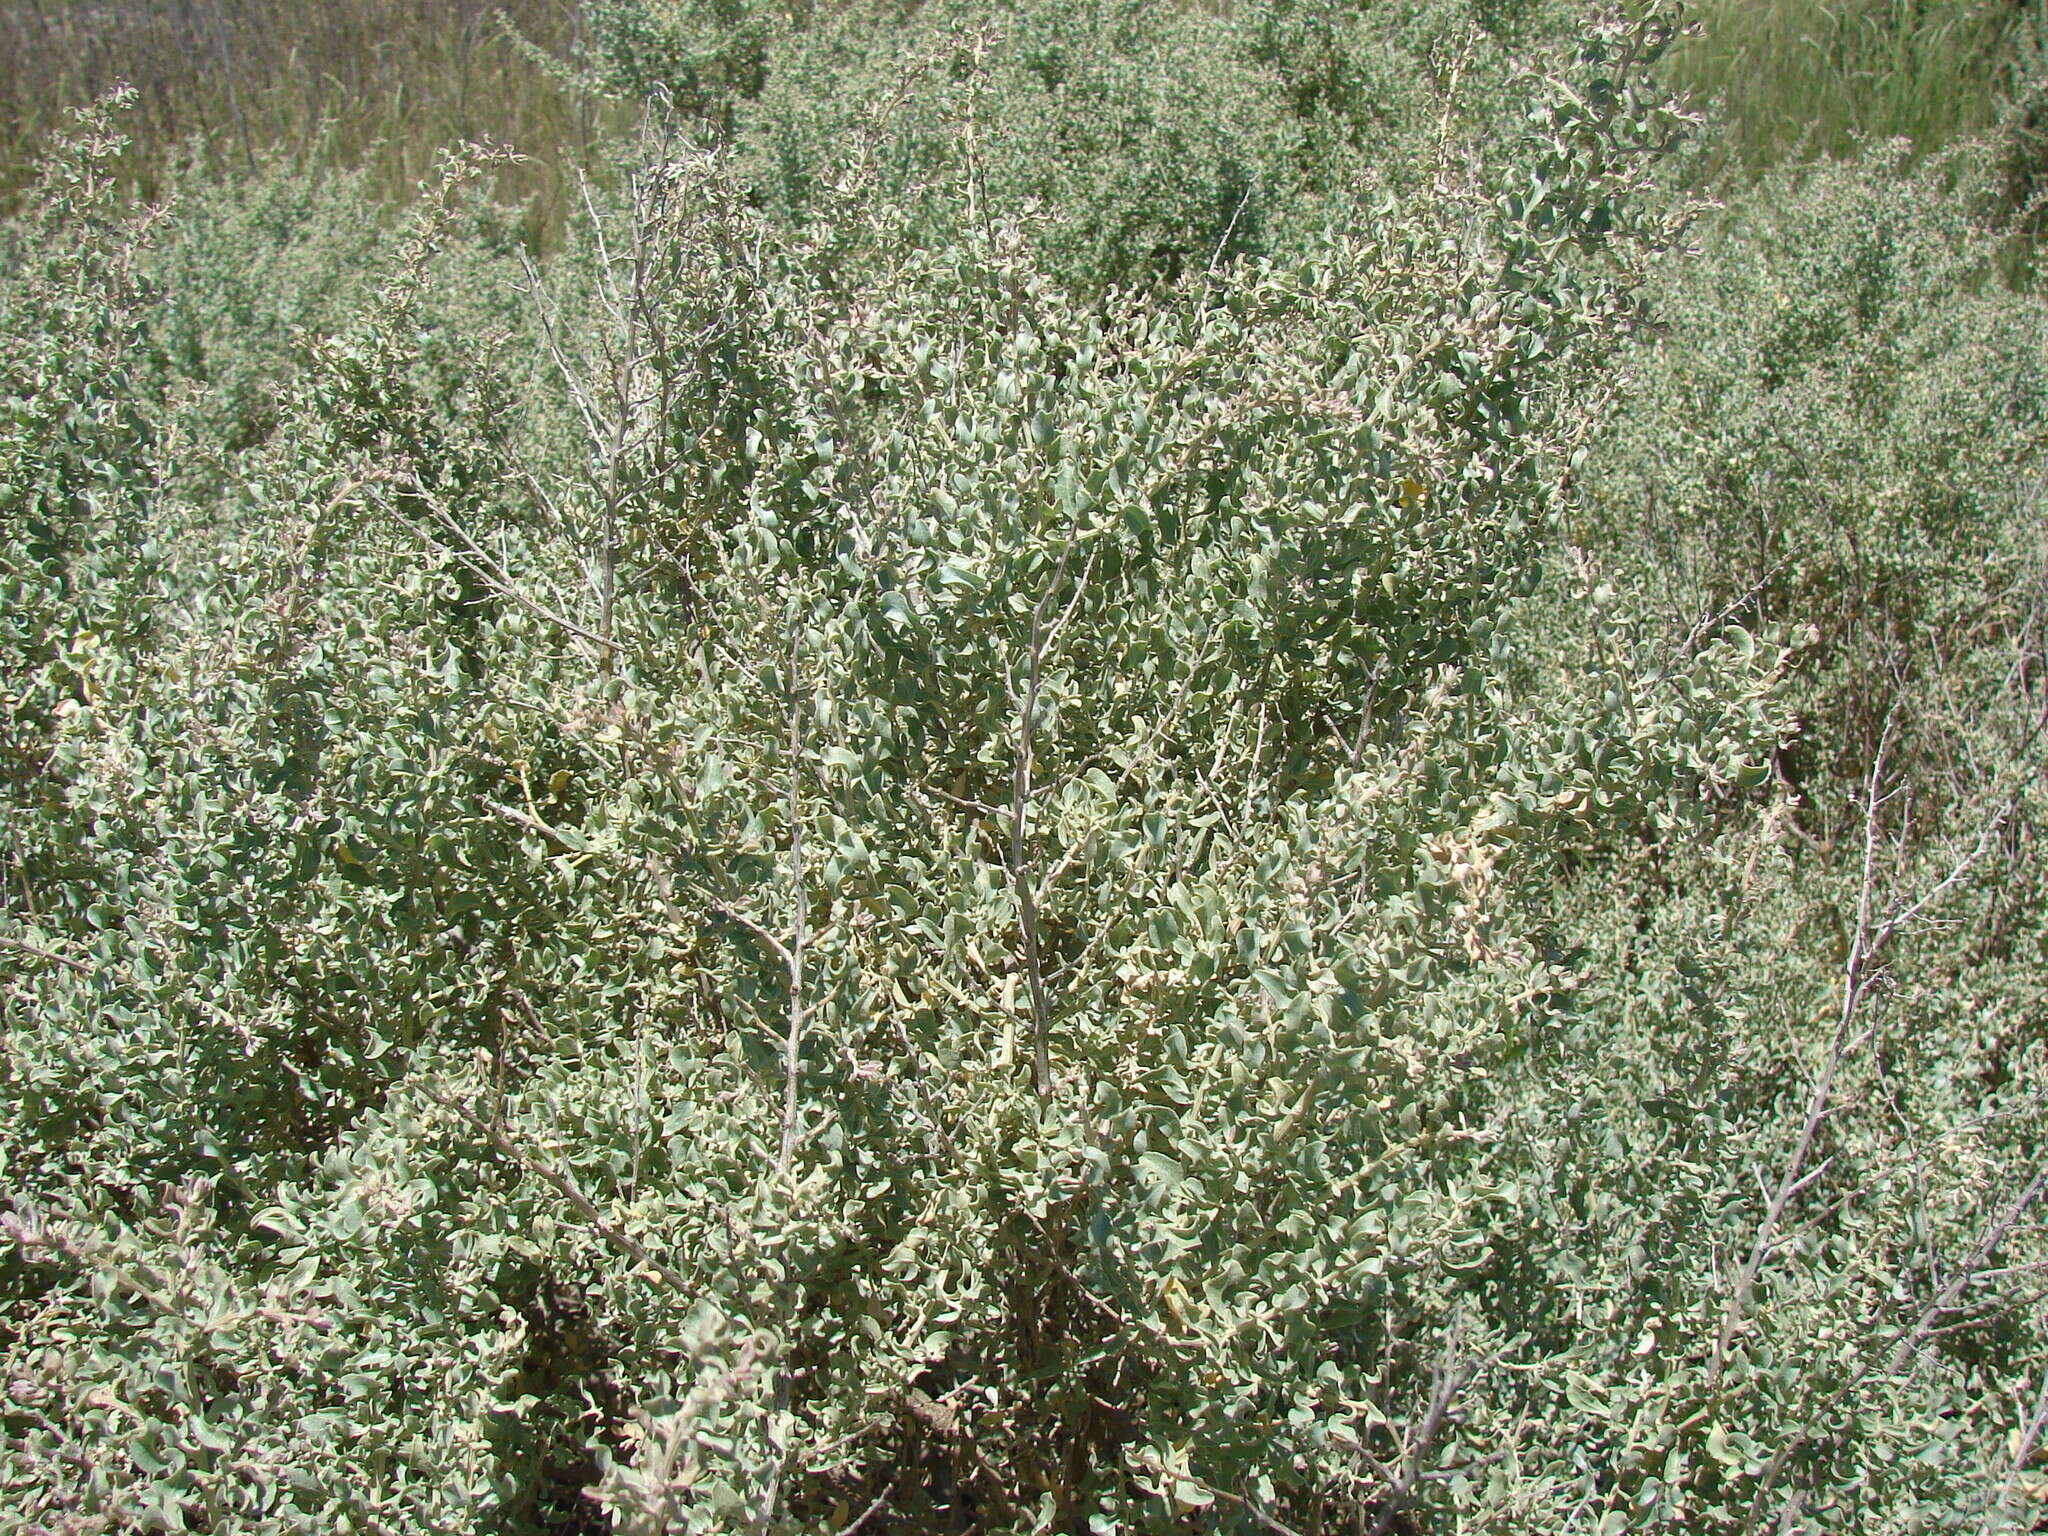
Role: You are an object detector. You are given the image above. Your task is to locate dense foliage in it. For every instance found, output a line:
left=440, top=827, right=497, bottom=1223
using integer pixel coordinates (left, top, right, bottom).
left=3, top=3, right=2045, bottom=1533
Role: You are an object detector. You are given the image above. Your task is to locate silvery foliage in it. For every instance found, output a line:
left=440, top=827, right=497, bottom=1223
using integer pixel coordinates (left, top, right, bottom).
left=3, top=10, right=2042, bottom=1535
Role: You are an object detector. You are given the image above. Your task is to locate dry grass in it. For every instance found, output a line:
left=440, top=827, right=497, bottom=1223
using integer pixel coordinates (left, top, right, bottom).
left=1669, top=0, right=2031, bottom=170
left=0, top=0, right=627, bottom=228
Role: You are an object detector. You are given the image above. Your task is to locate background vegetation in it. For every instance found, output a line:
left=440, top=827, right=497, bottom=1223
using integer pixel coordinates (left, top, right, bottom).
left=3, top=2, right=2046, bottom=1533
left=1670, top=0, right=2035, bottom=163
left=0, top=0, right=618, bottom=227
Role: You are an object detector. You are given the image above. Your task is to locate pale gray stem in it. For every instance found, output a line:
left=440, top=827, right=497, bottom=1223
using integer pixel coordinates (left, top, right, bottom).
left=1013, top=543, right=1078, bottom=1099
left=777, top=620, right=810, bottom=1176
left=1711, top=720, right=1894, bottom=1387
left=1985, top=1367, right=2048, bottom=1534
left=1369, top=1328, right=1475, bottom=1536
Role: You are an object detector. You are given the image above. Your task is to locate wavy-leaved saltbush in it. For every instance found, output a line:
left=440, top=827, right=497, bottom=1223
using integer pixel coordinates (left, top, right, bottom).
left=2, top=8, right=2044, bottom=1536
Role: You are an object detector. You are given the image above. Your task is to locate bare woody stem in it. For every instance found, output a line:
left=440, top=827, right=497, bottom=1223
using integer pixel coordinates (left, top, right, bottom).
left=1986, top=1365, right=2048, bottom=1534
left=1370, top=1328, right=1479, bottom=1536
left=1712, top=724, right=1895, bottom=1386
left=778, top=615, right=810, bottom=1176
left=1711, top=719, right=2010, bottom=1389
left=431, top=1089, right=695, bottom=1295
left=1735, top=1165, right=2048, bottom=1535
left=1013, top=601, right=1055, bottom=1099
left=1012, top=540, right=1088, bottom=1099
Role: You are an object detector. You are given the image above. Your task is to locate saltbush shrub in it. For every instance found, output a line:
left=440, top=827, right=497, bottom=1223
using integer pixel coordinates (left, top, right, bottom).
left=2, top=8, right=2044, bottom=1535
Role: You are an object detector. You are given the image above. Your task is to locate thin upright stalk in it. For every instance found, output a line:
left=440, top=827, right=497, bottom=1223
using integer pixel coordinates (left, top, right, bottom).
left=777, top=619, right=809, bottom=1175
